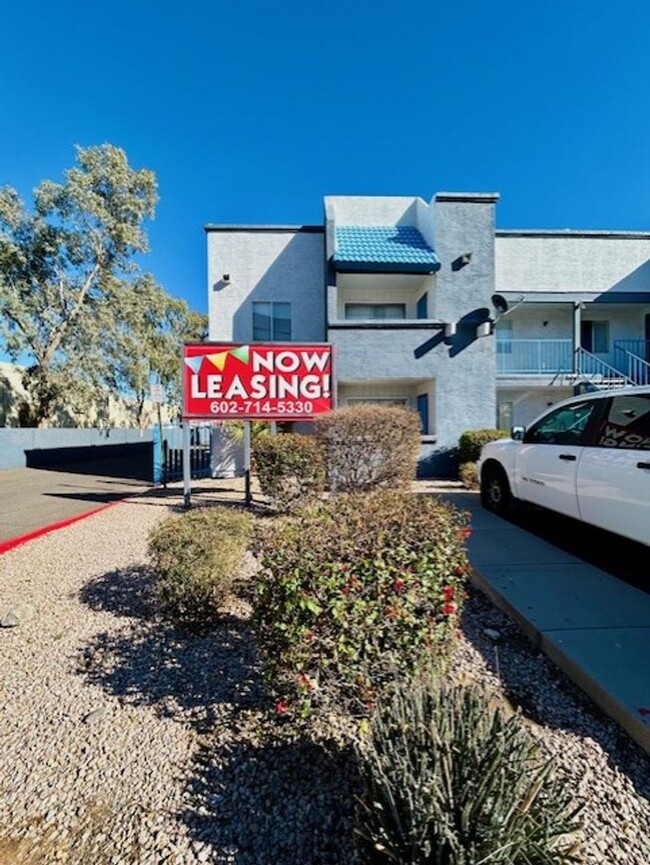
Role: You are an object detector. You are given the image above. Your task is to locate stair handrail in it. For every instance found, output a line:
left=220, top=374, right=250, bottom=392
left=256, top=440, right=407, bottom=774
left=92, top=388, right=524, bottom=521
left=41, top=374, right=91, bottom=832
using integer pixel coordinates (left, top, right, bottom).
left=576, top=347, right=635, bottom=387
left=613, top=344, right=650, bottom=386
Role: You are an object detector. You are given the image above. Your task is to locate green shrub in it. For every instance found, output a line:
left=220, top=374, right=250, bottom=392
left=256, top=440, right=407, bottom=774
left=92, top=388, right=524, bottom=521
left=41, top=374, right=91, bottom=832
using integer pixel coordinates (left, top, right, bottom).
left=253, top=433, right=325, bottom=511
left=458, top=428, right=508, bottom=464
left=148, top=507, right=252, bottom=628
left=253, top=490, right=470, bottom=715
left=355, top=675, right=583, bottom=864
left=314, top=404, right=421, bottom=493
left=458, top=461, right=479, bottom=490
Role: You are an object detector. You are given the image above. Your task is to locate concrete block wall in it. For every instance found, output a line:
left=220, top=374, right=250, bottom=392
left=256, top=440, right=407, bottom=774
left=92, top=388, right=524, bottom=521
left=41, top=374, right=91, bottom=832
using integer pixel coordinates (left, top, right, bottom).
left=496, top=232, right=650, bottom=296
left=207, top=227, right=325, bottom=344
left=425, top=193, right=499, bottom=474
left=330, top=326, right=441, bottom=381
left=0, top=428, right=153, bottom=470
left=324, top=196, right=420, bottom=227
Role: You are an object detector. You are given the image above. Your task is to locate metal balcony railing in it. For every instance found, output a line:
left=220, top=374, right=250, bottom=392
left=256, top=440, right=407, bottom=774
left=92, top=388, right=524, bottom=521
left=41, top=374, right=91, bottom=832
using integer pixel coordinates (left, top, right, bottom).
left=496, top=339, right=572, bottom=374
left=496, top=339, right=646, bottom=388
left=614, top=339, right=650, bottom=359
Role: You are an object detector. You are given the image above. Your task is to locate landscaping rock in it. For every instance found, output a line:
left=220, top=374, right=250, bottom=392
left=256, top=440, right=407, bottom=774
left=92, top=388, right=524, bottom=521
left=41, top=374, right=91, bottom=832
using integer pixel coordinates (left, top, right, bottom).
left=1, top=603, right=36, bottom=628
left=0, top=479, right=647, bottom=865
left=82, top=707, right=107, bottom=725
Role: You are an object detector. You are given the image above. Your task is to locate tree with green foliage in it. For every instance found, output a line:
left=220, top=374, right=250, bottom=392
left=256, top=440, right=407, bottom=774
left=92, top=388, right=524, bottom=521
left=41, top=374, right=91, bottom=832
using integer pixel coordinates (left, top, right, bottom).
left=107, top=273, right=207, bottom=426
left=0, top=144, right=206, bottom=426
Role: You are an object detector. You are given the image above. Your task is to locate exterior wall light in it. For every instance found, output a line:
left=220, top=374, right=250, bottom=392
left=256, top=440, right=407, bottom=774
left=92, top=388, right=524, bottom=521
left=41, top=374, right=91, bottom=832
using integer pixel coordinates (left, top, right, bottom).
left=444, top=322, right=457, bottom=338
left=476, top=321, right=494, bottom=338
left=451, top=252, right=473, bottom=271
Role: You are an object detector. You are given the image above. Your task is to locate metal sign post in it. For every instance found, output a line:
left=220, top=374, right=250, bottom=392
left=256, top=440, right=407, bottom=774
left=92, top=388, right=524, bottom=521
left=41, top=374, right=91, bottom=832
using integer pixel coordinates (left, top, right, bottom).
left=151, top=381, right=166, bottom=488
left=182, top=421, right=191, bottom=508
left=243, top=421, right=252, bottom=508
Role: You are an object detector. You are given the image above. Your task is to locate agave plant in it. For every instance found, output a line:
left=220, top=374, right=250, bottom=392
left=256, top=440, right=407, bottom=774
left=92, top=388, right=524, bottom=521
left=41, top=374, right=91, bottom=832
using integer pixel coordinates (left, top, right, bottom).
left=354, top=676, right=583, bottom=864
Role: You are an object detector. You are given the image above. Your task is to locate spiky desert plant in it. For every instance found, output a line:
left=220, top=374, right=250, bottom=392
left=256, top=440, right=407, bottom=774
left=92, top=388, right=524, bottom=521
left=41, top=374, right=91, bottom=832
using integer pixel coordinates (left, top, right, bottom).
left=354, top=676, right=583, bottom=864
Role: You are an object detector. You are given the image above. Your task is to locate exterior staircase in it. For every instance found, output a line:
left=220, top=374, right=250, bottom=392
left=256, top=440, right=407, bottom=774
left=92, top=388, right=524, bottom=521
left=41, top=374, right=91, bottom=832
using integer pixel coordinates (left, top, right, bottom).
left=564, top=348, right=634, bottom=393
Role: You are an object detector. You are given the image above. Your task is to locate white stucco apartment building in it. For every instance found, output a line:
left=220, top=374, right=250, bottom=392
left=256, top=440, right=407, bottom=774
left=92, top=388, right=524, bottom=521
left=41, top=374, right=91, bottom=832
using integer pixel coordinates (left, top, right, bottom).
left=206, top=191, right=650, bottom=476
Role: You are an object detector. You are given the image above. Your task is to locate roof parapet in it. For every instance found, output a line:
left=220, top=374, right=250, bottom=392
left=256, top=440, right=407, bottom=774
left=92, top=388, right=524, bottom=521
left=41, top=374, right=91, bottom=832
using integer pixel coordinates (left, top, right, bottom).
left=435, top=192, right=500, bottom=203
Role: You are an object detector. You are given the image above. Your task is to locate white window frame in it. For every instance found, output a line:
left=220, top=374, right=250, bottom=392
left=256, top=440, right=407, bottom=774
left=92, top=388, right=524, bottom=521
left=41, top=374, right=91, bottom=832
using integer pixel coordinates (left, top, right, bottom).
left=347, top=397, right=409, bottom=406
left=344, top=303, right=406, bottom=321
left=252, top=301, right=292, bottom=341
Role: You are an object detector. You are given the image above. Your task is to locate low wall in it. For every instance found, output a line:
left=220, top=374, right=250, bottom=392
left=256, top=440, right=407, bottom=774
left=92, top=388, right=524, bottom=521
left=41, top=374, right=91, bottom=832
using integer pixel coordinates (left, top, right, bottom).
left=417, top=439, right=456, bottom=478
left=0, top=428, right=153, bottom=471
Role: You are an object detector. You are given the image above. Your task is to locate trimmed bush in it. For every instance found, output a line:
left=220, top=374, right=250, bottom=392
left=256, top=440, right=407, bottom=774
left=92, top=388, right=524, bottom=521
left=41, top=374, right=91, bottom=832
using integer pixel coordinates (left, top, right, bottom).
left=315, top=404, right=421, bottom=493
left=253, top=433, right=325, bottom=511
left=355, top=675, right=583, bottom=864
left=458, top=428, right=508, bottom=464
left=253, top=490, right=470, bottom=715
left=458, top=461, right=479, bottom=490
left=148, top=507, right=252, bottom=628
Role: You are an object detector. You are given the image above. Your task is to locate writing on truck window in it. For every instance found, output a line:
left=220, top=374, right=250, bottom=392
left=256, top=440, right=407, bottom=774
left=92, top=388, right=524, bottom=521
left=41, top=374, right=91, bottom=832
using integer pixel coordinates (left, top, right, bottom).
left=597, top=396, right=650, bottom=450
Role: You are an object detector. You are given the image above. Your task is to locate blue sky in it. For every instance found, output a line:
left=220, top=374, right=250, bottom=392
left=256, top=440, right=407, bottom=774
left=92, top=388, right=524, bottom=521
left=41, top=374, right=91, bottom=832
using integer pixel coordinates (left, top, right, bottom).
left=2, top=1, right=650, bottom=315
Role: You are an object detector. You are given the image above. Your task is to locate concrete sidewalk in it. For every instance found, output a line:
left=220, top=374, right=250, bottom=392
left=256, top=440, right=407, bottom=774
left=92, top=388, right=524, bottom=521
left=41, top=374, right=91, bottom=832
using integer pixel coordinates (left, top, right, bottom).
left=0, top=466, right=150, bottom=545
left=438, top=490, right=650, bottom=753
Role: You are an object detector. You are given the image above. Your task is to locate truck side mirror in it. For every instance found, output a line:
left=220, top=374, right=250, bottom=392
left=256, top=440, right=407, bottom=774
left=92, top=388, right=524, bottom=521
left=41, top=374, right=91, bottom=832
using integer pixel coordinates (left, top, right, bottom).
left=511, top=425, right=525, bottom=441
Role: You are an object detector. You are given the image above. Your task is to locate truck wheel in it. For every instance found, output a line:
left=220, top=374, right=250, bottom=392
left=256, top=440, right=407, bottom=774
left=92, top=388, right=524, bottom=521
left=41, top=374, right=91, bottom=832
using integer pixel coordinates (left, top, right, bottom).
left=481, top=464, right=513, bottom=516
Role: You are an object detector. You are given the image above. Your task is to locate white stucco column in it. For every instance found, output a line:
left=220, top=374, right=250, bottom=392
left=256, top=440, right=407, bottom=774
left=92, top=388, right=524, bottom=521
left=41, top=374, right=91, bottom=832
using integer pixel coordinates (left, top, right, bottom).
left=573, top=302, right=582, bottom=373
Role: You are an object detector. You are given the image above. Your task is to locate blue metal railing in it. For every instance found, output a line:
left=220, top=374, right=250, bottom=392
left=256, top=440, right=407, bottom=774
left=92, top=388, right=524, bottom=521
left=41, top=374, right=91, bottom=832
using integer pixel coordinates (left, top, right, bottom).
left=575, top=348, right=633, bottom=387
left=614, top=339, right=650, bottom=360
left=613, top=341, right=650, bottom=385
left=496, top=338, right=647, bottom=386
left=153, top=424, right=212, bottom=485
left=496, top=339, right=572, bottom=374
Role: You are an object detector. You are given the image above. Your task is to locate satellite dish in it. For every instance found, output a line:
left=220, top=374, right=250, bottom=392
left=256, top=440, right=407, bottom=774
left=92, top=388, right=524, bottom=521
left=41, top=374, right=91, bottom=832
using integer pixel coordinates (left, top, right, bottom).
left=491, top=293, right=525, bottom=318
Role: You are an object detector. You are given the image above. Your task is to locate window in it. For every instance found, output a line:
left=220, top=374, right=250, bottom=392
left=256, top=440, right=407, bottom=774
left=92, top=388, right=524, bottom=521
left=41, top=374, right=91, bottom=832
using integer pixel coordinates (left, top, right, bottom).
left=524, top=400, right=598, bottom=446
left=252, top=302, right=291, bottom=341
left=416, top=293, right=428, bottom=319
left=596, top=394, right=650, bottom=450
left=347, top=397, right=408, bottom=406
left=581, top=320, right=609, bottom=354
left=344, top=303, right=406, bottom=320
left=497, top=401, right=513, bottom=431
left=417, top=393, right=429, bottom=434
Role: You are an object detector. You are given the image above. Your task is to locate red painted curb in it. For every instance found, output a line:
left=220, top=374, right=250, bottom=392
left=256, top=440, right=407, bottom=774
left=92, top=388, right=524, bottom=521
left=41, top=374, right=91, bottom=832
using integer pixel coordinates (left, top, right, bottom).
left=0, top=497, right=130, bottom=556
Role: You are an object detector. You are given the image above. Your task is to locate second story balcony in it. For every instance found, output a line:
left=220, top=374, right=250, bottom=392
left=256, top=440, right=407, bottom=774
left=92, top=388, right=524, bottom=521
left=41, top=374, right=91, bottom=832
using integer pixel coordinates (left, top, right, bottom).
left=497, top=338, right=650, bottom=387
left=328, top=322, right=444, bottom=381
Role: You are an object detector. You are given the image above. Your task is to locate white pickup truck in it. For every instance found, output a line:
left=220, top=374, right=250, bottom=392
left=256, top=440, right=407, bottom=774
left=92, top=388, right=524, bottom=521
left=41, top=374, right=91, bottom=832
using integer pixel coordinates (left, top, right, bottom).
left=478, top=387, right=650, bottom=546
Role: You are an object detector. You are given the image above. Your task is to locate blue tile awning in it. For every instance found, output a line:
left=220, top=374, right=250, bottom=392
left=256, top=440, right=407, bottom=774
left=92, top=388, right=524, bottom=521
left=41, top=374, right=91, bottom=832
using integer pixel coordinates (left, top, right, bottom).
left=334, top=225, right=440, bottom=273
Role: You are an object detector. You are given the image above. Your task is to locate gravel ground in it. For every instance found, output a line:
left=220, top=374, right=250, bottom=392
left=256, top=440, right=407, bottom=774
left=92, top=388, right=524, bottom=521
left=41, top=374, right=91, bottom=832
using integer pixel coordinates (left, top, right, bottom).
left=0, top=481, right=649, bottom=864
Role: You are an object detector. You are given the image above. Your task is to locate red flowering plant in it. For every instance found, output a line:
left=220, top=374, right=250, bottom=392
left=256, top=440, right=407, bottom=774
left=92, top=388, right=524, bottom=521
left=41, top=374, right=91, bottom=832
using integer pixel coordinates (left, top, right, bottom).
left=252, top=489, right=471, bottom=717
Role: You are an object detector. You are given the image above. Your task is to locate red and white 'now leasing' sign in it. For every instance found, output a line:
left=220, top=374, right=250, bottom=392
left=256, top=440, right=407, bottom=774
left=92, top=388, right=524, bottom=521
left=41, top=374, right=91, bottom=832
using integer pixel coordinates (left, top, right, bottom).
left=182, top=343, right=334, bottom=420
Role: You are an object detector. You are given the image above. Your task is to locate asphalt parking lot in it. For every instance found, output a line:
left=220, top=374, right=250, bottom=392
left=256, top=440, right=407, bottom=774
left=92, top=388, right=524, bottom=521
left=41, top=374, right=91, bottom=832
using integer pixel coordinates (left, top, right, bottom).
left=0, top=462, right=151, bottom=545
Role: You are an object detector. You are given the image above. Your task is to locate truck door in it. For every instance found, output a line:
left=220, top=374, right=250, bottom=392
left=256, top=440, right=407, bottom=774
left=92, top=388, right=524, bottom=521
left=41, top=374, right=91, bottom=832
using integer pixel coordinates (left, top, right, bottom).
left=578, top=392, right=650, bottom=545
left=514, top=398, right=602, bottom=519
